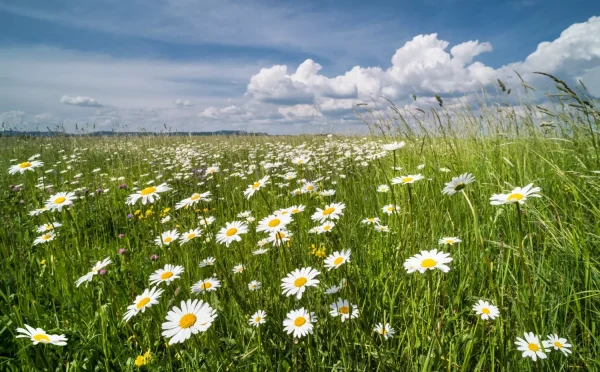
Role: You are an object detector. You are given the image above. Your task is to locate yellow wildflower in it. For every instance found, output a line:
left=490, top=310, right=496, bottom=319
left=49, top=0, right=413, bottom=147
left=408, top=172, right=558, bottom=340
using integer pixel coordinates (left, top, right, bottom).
left=40, top=259, right=46, bottom=265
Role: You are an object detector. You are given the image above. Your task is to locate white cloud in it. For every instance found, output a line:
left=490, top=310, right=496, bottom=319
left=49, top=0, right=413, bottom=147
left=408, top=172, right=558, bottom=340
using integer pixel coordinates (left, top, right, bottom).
left=174, top=99, right=193, bottom=108
left=61, top=95, right=103, bottom=107
left=1, top=17, right=599, bottom=134
left=278, top=104, right=322, bottom=119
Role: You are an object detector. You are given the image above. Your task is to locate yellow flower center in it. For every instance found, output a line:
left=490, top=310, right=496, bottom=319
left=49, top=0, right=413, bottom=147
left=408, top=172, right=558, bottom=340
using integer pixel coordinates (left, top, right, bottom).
left=255, top=316, right=262, bottom=322
left=33, top=333, right=50, bottom=343
left=297, top=160, right=303, bottom=164
left=54, top=197, right=66, bottom=204
left=402, top=177, right=413, bottom=183
left=333, top=257, right=344, bottom=265
left=323, top=225, right=332, bottom=231
left=268, top=219, right=281, bottom=227
left=445, top=239, right=454, bottom=244
left=381, top=329, right=388, bottom=335
left=140, top=186, right=157, bottom=196
left=294, top=317, right=306, bottom=327
left=201, top=282, right=212, bottom=290
left=179, top=314, right=197, bottom=329
left=322, top=207, right=335, bottom=215
left=482, top=308, right=490, bottom=314
left=164, top=237, right=173, bottom=243
left=42, top=234, right=52, bottom=240
left=507, top=193, right=524, bottom=201
left=275, top=232, right=285, bottom=239
left=252, top=182, right=261, bottom=189
left=554, top=341, right=563, bottom=348
left=339, top=306, right=350, bottom=314
left=294, top=277, right=308, bottom=287
left=136, top=297, right=151, bottom=309
left=421, top=258, right=437, bottom=268
left=528, top=343, right=539, bottom=352
left=45, top=224, right=52, bottom=230
left=292, top=209, right=300, bottom=213
left=190, top=194, right=201, bottom=201
left=306, top=185, right=314, bottom=191
left=160, top=271, right=173, bottom=280
left=187, top=234, right=196, bottom=239
left=226, top=228, right=238, bottom=236
left=19, top=162, right=32, bottom=168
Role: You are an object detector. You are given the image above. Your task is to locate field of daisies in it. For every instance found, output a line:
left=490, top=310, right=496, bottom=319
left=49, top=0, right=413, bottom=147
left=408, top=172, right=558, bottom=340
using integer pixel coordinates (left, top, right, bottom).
left=1, top=87, right=600, bottom=370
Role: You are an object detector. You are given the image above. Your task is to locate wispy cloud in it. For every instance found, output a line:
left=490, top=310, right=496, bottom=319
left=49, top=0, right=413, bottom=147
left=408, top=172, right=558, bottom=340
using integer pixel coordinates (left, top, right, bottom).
left=61, top=95, right=102, bottom=107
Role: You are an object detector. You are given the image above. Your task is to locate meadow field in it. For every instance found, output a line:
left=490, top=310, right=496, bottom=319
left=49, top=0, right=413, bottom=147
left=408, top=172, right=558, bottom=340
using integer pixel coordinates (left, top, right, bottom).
left=1, top=78, right=599, bottom=371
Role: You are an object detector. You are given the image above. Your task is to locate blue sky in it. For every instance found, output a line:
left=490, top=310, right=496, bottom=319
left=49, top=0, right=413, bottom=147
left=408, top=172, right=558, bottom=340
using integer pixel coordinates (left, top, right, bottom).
left=1, top=0, right=599, bottom=134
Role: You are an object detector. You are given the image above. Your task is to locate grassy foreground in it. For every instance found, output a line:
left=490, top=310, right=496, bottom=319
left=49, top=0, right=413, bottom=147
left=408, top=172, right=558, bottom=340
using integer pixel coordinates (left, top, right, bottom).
left=1, top=81, right=599, bottom=371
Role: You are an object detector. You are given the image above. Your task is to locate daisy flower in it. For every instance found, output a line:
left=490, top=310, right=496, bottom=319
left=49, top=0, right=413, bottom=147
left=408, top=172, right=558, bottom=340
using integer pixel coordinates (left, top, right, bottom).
left=324, top=249, right=351, bottom=271
left=123, top=287, right=164, bottom=322
left=515, top=332, right=548, bottom=361
left=16, top=325, right=67, bottom=346
left=257, top=213, right=292, bottom=233
left=216, top=221, right=248, bottom=247
left=37, top=222, right=62, bottom=232
left=253, top=247, right=269, bottom=255
left=45, top=192, right=76, bottom=211
left=362, top=217, right=380, bottom=225
left=248, top=280, right=261, bottom=291
left=249, top=310, right=266, bottom=327
left=382, top=141, right=405, bottom=151
left=175, top=192, right=211, bottom=209
left=329, top=298, right=359, bottom=322
left=287, top=205, right=305, bottom=214
left=544, top=334, right=572, bottom=356
left=199, top=257, right=216, bottom=267
left=302, top=182, right=318, bottom=193
left=291, top=155, right=311, bottom=165
left=283, top=308, right=316, bottom=338
left=281, top=267, right=320, bottom=299
left=442, top=173, right=475, bottom=196
left=243, top=175, right=270, bottom=199
left=320, top=189, right=336, bottom=196
left=34, top=232, right=56, bottom=245
left=198, top=216, right=216, bottom=226
left=374, top=323, right=395, bottom=339
left=325, top=284, right=341, bottom=294
left=9, top=160, right=44, bottom=175
left=126, top=183, right=171, bottom=205
left=161, top=299, right=217, bottom=345
left=382, top=204, right=400, bottom=215
left=29, top=206, right=48, bottom=216
left=232, top=264, right=245, bottom=274
left=316, top=221, right=335, bottom=234
left=391, top=174, right=424, bottom=185
left=403, top=249, right=453, bottom=273
left=439, top=237, right=462, bottom=245
left=377, top=185, right=390, bottom=193
left=268, top=230, right=293, bottom=246
left=191, top=277, right=221, bottom=294
left=75, top=257, right=112, bottom=287
left=149, top=264, right=184, bottom=286
left=472, top=300, right=500, bottom=320
left=179, top=228, right=202, bottom=245
left=311, top=202, right=345, bottom=223
left=155, top=229, right=180, bottom=247
left=374, top=224, right=389, bottom=233
left=490, top=183, right=541, bottom=205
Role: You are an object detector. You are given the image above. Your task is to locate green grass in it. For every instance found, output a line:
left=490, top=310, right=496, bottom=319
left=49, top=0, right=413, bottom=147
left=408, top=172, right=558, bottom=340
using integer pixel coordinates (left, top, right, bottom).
left=1, top=77, right=599, bottom=371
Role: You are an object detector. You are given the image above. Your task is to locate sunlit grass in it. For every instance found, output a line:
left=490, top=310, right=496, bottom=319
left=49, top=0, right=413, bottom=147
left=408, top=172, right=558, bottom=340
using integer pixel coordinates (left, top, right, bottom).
left=0, top=76, right=599, bottom=371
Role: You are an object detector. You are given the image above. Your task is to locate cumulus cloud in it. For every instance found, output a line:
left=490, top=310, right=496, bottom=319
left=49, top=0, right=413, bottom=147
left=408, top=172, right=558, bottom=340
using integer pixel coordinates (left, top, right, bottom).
left=174, top=99, right=193, bottom=108
left=60, top=95, right=103, bottom=107
left=278, top=104, right=322, bottom=119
